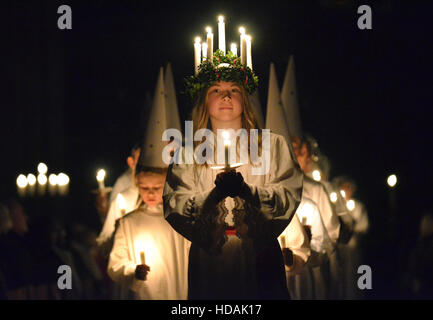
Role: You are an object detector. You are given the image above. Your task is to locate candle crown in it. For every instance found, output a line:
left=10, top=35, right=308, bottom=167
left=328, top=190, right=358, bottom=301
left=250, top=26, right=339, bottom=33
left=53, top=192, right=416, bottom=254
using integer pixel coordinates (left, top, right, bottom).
left=187, top=17, right=258, bottom=102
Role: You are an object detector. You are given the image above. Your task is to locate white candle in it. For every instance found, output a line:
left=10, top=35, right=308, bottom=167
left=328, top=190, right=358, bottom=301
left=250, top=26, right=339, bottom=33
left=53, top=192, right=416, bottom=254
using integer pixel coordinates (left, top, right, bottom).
left=222, top=131, right=230, bottom=169
left=206, top=27, right=213, bottom=61
left=230, top=43, right=237, bottom=57
left=239, top=27, right=247, bottom=65
left=16, top=174, right=28, bottom=198
left=202, top=42, right=208, bottom=61
left=48, top=174, right=58, bottom=196
left=37, top=174, right=47, bottom=197
left=140, top=251, right=146, bottom=265
left=246, top=35, right=252, bottom=70
left=218, top=15, right=226, bottom=54
left=27, top=174, right=36, bottom=197
left=57, top=173, right=69, bottom=196
left=96, top=169, right=106, bottom=191
left=194, top=37, right=201, bottom=75
left=302, top=216, right=307, bottom=226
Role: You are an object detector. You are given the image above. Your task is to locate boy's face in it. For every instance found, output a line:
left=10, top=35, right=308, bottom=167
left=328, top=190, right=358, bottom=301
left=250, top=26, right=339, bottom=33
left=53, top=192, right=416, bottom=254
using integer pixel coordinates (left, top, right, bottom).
left=136, top=172, right=166, bottom=208
left=292, top=142, right=311, bottom=173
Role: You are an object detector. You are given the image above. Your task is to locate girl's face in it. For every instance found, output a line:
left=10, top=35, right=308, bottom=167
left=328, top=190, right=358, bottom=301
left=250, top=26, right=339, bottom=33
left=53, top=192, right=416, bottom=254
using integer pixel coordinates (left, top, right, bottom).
left=136, top=172, right=166, bottom=208
left=207, top=81, right=243, bottom=125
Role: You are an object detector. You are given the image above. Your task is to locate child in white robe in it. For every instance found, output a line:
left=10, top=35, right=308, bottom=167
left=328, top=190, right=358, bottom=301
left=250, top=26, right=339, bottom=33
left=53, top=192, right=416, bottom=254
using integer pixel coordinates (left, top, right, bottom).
left=163, top=81, right=304, bottom=299
left=108, top=167, right=190, bottom=300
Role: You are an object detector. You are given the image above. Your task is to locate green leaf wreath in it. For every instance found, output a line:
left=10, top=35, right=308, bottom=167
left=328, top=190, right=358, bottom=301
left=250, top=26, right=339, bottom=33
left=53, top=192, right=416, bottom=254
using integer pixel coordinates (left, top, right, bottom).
left=184, top=49, right=259, bottom=102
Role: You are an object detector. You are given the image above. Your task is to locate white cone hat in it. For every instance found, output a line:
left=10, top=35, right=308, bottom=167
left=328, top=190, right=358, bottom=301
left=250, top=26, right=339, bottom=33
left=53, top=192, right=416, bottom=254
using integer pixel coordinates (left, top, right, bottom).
left=249, top=90, right=265, bottom=129
left=265, top=63, right=291, bottom=143
left=164, top=62, right=181, bottom=131
left=281, top=55, right=302, bottom=139
left=139, top=67, right=170, bottom=168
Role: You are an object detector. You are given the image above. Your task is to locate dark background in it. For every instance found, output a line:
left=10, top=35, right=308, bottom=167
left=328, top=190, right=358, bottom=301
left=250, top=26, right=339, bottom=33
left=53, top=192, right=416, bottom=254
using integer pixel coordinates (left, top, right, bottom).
left=2, top=0, right=432, bottom=298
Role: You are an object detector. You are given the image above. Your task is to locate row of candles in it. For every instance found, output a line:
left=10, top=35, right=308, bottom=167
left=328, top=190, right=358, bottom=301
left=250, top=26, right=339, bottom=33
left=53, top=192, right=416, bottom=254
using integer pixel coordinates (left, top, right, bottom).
left=194, top=16, right=253, bottom=74
left=16, top=163, right=70, bottom=197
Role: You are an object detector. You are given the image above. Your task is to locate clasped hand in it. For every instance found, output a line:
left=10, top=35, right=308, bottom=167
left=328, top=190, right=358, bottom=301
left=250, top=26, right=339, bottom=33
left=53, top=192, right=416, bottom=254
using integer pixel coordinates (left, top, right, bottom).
left=135, top=264, right=150, bottom=281
left=215, top=169, right=245, bottom=199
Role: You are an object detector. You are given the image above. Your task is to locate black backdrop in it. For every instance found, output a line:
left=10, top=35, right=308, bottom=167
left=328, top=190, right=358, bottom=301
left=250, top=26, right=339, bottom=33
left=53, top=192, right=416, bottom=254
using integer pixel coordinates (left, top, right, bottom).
left=2, top=0, right=432, bottom=298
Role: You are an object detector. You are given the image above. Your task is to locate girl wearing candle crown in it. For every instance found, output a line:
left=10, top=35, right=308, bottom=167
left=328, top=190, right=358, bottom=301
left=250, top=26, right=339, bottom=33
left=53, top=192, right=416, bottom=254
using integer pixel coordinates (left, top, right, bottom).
left=163, top=50, right=304, bottom=299
left=108, top=68, right=190, bottom=299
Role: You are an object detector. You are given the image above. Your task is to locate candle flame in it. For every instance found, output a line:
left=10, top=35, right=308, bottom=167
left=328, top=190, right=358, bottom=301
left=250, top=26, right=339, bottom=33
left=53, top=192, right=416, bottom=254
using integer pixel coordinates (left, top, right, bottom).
left=117, top=193, right=127, bottom=212
left=205, top=26, right=212, bottom=34
left=37, top=174, right=47, bottom=186
left=239, top=26, right=246, bottom=35
left=96, top=169, right=106, bottom=182
left=346, top=199, right=355, bottom=211
left=17, top=175, right=28, bottom=188
left=387, top=174, right=397, bottom=187
left=27, top=174, right=36, bottom=186
left=57, top=173, right=69, bottom=186
left=330, top=192, right=338, bottom=203
left=194, top=36, right=201, bottom=44
left=37, top=162, right=48, bottom=175
left=218, top=15, right=224, bottom=23
left=312, top=170, right=321, bottom=181
left=49, top=174, right=58, bottom=186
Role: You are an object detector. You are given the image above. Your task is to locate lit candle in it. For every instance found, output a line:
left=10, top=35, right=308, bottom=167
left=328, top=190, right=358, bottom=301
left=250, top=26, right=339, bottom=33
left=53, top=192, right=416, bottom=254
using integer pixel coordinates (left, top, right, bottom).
left=312, top=170, right=321, bottom=181
left=222, top=131, right=230, bottom=170
left=202, top=42, right=208, bottom=61
left=194, top=37, right=201, bottom=75
left=330, top=192, right=338, bottom=203
left=48, top=174, right=58, bottom=196
left=246, top=35, right=252, bottom=70
left=346, top=199, right=355, bottom=211
left=37, top=162, right=48, bottom=175
left=302, top=216, right=307, bottom=226
left=218, top=15, right=226, bottom=54
left=37, top=174, right=47, bottom=197
left=27, top=173, right=36, bottom=197
left=140, top=251, right=146, bottom=265
left=239, top=27, right=247, bottom=65
left=117, top=193, right=126, bottom=216
left=206, top=27, right=213, bottom=61
left=57, top=173, right=69, bottom=196
left=96, top=169, right=106, bottom=191
left=230, top=43, right=237, bottom=57
left=16, top=174, right=28, bottom=198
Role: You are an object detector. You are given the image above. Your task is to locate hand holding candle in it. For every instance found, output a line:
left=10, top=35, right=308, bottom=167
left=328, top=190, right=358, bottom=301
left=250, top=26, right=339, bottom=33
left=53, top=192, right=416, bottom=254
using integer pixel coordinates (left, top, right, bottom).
left=96, top=169, right=106, bottom=192
left=135, top=250, right=149, bottom=281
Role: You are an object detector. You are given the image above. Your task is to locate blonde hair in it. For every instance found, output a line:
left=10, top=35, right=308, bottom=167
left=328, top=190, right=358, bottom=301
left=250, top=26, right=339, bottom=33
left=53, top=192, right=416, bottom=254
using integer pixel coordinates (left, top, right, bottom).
left=191, top=82, right=262, bottom=163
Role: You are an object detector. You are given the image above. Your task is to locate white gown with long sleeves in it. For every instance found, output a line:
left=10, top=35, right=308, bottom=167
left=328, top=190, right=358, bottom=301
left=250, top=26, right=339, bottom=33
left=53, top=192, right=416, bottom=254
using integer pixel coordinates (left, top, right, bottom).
left=108, top=204, right=191, bottom=300
left=97, top=185, right=140, bottom=249
left=283, top=197, right=333, bottom=299
left=163, top=133, right=303, bottom=299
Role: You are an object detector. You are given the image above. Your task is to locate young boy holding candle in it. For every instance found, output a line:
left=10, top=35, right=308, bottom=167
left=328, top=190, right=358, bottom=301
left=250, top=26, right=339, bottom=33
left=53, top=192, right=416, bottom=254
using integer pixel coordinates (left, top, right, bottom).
left=107, top=166, right=190, bottom=300
left=107, top=67, right=189, bottom=300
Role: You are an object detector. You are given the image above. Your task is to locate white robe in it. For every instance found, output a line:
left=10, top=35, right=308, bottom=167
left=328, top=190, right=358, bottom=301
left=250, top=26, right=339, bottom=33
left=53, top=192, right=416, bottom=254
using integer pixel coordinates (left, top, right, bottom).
left=163, top=133, right=303, bottom=299
left=109, top=168, right=134, bottom=205
left=108, top=204, right=191, bottom=300
left=97, top=185, right=140, bottom=248
left=282, top=198, right=333, bottom=300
